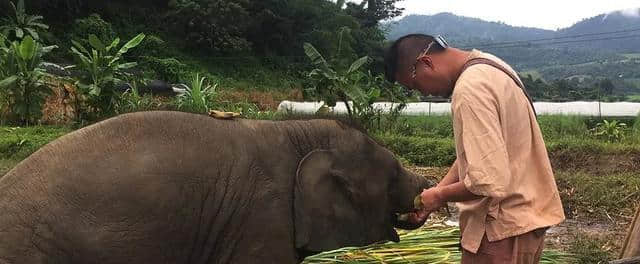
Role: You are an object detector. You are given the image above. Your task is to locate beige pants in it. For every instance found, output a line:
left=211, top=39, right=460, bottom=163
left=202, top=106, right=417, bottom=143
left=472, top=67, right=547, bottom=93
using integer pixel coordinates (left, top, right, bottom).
left=461, top=228, right=546, bottom=264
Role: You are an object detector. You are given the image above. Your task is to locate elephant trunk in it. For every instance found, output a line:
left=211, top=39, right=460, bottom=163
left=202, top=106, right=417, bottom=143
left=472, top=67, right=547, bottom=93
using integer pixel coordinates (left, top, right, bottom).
left=393, top=169, right=436, bottom=230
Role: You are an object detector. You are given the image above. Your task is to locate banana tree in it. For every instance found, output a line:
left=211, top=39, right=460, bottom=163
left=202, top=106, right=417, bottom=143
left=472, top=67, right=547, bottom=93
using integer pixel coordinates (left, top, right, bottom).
left=69, top=33, right=145, bottom=120
left=0, top=35, right=57, bottom=125
left=0, top=0, right=49, bottom=41
left=303, top=42, right=375, bottom=119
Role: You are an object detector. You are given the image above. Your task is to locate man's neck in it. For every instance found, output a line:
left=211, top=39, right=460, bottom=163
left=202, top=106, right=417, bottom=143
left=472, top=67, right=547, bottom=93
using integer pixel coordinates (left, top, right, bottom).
left=447, top=48, right=474, bottom=83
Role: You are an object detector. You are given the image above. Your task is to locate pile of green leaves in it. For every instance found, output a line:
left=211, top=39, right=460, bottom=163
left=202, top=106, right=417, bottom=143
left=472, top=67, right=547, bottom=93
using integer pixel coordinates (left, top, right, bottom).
left=303, top=224, right=574, bottom=264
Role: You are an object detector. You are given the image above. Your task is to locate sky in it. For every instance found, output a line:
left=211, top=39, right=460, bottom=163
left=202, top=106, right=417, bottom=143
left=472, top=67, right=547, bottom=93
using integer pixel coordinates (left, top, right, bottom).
left=390, top=0, right=640, bottom=30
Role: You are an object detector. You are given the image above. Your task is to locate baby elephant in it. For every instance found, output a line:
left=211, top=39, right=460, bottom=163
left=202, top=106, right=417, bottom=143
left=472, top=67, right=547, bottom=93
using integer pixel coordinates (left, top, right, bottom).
left=0, top=111, right=432, bottom=263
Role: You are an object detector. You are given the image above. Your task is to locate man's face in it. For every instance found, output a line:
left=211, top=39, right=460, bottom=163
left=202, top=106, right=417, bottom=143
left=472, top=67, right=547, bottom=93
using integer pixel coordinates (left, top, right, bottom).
left=395, top=56, right=452, bottom=97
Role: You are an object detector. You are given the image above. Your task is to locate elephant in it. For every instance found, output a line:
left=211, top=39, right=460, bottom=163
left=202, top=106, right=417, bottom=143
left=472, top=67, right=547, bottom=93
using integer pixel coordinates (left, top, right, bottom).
left=0, top=111, right=433, bottom=264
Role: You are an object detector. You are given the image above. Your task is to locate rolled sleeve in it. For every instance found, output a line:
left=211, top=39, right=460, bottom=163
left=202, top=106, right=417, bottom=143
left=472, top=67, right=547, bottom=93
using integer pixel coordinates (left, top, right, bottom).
left=455, top=96, right=511, bottom=198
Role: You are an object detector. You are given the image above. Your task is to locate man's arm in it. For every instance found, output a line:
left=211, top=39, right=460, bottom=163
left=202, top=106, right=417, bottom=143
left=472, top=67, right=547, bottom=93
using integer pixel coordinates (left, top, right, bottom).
left=418, top=181, right=483, bottom=213
left=436, top=160, right=459, bottom=188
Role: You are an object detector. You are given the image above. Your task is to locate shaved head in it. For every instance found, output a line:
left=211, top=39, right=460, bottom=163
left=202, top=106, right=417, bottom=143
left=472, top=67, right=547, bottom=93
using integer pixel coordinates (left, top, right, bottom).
left=384, top=34, right=444, bottom=83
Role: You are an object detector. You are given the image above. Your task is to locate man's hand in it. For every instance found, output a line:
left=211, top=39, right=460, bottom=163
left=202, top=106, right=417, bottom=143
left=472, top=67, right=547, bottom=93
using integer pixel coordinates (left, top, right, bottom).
left=419, top=187, right=447, bottom=212
left=404, top=210, right=431, bottom=225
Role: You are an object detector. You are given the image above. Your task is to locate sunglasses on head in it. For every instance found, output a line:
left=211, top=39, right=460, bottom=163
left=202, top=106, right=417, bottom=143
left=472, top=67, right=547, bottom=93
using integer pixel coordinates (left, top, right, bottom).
left=411, top=35, right=449, bottom=79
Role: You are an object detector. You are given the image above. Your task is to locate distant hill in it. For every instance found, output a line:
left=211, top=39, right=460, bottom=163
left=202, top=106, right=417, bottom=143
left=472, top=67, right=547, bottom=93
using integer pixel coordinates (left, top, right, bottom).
left=555, top=9, right=640, bottom=52
left=384, top=10, right=640, bottom=95
left=386, top=13, right=553, bottom=45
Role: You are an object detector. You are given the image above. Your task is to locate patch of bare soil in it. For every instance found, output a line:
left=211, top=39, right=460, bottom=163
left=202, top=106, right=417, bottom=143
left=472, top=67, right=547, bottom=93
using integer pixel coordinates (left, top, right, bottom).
left=549, top=150, right=640, bottom=175
left=408, top=166, right=633, bottom=256
left=545, top=219, right=628, bottom=254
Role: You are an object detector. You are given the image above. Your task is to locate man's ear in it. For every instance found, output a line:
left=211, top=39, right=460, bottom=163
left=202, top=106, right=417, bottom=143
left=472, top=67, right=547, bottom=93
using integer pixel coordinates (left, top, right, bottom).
left=419, top=56, right=434, bottom=69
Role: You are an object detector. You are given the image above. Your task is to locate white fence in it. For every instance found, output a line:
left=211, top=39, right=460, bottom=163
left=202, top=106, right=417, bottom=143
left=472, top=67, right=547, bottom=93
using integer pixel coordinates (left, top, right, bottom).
left=277, top=101, right=640, bottom=117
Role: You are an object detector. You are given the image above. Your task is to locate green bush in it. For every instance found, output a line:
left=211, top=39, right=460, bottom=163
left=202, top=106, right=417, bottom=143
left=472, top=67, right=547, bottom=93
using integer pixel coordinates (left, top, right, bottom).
left=0, top=35, right=58, bottom=125
left=0, top=0, right=49, bottom=41
left=591, top=120, right=628, bottom=143
left=127, top=35, right=166, bottom=58
left=69, top=14, right=115, bottom=46
left=537, top=115, right=589, bottom=141
left=141, top=56, right=187, bottom=83
left=0, top=126, right=70, bottom=159
left=70, top=33, right=145, bottom=122
left=374, top=133, right=456, bottom=167
left=395, top=115, right=453, bottom=138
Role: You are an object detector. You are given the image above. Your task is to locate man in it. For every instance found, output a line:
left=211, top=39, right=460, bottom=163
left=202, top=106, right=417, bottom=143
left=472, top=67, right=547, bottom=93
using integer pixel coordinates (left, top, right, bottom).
left=384, top=34, right=565, bottom=263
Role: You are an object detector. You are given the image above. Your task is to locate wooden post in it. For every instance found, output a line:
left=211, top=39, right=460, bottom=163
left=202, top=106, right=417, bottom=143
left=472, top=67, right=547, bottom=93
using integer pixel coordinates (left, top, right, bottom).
left=622, top=206, right=640, bottom=259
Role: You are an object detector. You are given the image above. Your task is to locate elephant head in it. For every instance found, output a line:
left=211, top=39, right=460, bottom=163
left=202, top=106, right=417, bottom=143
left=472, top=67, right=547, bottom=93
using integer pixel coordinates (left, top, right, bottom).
left=293, top=129, right=434, bottom=255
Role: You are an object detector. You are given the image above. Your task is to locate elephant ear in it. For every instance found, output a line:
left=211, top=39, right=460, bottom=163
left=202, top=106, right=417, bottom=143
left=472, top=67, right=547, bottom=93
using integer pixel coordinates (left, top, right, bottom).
left=294, top=149, right=361, bottom=252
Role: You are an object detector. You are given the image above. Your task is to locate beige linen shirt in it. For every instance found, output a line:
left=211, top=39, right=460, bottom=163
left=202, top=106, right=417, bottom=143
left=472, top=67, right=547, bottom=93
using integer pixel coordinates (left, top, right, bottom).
left=452, top=50, right=565, bottom=253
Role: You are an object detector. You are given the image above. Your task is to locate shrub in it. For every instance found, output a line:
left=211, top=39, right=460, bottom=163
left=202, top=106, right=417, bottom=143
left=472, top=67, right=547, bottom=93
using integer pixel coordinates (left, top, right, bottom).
left=69, top=14, right=115, bottom=47
left=127, top=34, right=166, bottom=58
left=374, top=133, right=456, bottom=167
left=0, top=36, right=58, bottom=125
left=591, top=120, right=627, bottom=143
left=140, top=56, right=187, bottom=83
left=0, top=0, right=49, bottom=41
left=70, top=33, right=145, bottom=121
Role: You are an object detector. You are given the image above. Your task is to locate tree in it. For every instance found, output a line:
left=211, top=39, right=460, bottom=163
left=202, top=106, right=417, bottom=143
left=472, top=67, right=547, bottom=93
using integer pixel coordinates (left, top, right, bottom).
left=0, top=35, right=58, bottom=125
left=167, top=0, right=252, bottom=53
left=70, top=33, right=145, bottom=121
left=0, top=0, right=49, bottom=41
left=346, top=0, right=404, bottom=28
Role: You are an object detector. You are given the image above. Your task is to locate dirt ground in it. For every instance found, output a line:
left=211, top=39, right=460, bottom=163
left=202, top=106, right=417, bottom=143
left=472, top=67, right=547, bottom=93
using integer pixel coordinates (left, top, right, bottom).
left=407, top=166, right=632, bottom=256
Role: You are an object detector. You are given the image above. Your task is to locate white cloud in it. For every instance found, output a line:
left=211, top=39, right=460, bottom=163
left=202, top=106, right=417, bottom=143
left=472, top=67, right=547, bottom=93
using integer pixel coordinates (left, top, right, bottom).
left=619, top=8, right=640, bottom=17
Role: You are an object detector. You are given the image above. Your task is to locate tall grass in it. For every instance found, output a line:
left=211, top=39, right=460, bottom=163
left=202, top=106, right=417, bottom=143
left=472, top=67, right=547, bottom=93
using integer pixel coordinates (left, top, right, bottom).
left=537, top=115, right=589, bottom=141
left=175, top=73, right=218, bottom=114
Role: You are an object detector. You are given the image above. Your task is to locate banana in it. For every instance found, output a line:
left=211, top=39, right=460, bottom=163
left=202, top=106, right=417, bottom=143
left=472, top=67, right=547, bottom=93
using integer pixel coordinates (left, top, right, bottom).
left=414, top=194, right=424, bottom=210
left=208, top=110, right=241, bottom=120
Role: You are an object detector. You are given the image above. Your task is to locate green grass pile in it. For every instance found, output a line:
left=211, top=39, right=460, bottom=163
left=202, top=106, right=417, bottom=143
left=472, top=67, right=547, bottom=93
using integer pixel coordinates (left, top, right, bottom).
left=303, top=224, right=573, bottom=264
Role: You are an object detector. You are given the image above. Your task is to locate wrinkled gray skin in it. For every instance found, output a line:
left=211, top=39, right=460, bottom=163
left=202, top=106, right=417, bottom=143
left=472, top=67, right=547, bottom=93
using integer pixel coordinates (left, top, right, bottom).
left=0, top=111, right=432, bottom=264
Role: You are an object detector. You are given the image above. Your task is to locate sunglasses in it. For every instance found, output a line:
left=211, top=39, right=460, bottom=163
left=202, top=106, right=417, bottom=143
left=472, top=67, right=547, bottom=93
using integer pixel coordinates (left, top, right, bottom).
left=411, top=35, right=449, bottom=79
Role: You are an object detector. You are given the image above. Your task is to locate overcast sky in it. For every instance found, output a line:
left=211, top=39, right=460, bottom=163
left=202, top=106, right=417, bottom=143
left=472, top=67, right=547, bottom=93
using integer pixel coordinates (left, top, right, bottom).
left=390, top=0, right=640, bottom=30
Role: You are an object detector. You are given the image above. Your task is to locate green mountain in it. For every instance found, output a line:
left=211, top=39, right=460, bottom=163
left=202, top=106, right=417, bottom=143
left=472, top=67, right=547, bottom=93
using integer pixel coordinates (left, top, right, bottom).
left=385, top=10, right=640, bottom=95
